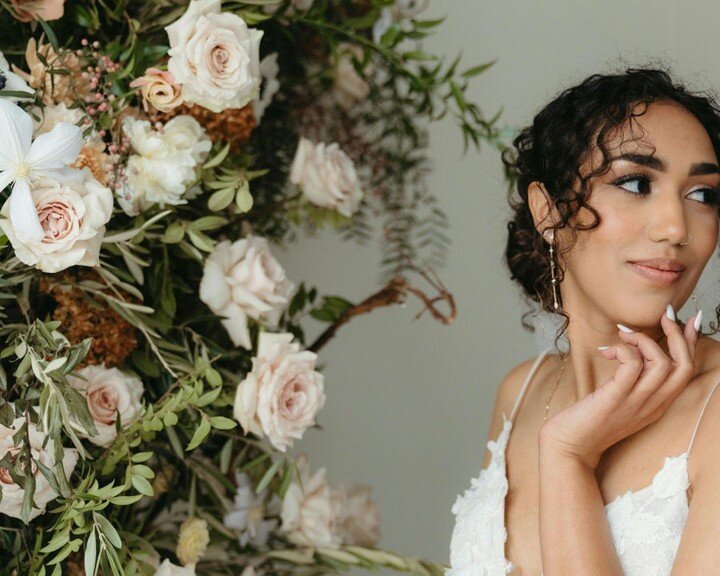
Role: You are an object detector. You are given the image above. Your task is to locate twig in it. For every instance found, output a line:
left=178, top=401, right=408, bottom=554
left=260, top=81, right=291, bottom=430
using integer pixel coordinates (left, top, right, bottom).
left=308, top=264, right=456, bottom=354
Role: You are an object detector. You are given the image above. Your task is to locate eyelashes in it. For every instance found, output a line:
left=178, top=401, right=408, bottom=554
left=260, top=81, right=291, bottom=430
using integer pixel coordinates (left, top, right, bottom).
left=610, top=172, right=720, bottom=207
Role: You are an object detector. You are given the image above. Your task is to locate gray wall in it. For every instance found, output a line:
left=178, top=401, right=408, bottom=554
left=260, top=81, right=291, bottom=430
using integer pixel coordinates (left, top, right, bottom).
left=275, top=0, right=720, bottom=570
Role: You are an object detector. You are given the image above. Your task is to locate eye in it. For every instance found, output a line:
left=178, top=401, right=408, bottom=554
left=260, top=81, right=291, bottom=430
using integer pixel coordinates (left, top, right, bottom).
left=611, top=172, right=720, bottom=206
left=611, top=173, right=652, bottom=195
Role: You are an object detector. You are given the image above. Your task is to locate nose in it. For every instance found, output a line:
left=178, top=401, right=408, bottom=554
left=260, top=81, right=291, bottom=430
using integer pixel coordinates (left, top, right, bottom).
left=648, top=194, right=690, bottom=246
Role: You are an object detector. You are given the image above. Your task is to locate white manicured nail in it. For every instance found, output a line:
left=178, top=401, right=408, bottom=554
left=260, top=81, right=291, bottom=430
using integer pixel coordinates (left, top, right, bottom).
left=598, top=345, right=610, bottom=350
left=694, top=310, right=703, bottom=332
left=617, top=323, right=634, bottom=333
left=666, top=304, right=676, bottom=322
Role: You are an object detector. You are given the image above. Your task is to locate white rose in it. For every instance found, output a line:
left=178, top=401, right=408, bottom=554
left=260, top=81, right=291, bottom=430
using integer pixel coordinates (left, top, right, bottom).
left=0, top=417, right=78, bottom=522
left=0, top=172, right=113, bottom=273
left=165, top=0, right=264, bottom=112
left=199, top=235, right=295, bottom=350
left=234, top=331, right=325, bottom=452
left=289, top=137, right=363, bottom=217
left=67, top=364, right=144, bottom=447
left=155, top=560, right=196, bottom=576
left=333, top=482, right=381, bottom=546
left=119, top=115, right=211, bottom=215
left=332, top=43, right=372, bottom=109
left=280, top=453, right=342, bottom=549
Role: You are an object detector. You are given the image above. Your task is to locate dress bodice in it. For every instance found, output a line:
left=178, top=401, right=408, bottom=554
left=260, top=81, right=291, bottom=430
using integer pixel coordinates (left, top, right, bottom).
left=446, top=346, right=720, bottom=576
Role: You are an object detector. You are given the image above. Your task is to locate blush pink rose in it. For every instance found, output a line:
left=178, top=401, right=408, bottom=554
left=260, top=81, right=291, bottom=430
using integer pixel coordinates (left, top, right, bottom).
left=10, top=0, right=65, bottom=22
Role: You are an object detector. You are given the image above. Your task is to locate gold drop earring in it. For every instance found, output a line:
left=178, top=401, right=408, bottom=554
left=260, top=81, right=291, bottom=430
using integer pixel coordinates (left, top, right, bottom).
left=543, top=228, right=560, bottom=311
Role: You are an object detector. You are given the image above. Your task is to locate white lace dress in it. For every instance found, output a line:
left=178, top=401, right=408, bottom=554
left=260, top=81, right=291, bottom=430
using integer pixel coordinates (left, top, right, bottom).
left=446, top=346, right=720, bottom=576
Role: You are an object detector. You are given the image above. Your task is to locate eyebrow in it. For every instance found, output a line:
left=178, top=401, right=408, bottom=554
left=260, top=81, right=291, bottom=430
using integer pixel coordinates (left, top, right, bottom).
left=611, top=152, right=720, bottom=176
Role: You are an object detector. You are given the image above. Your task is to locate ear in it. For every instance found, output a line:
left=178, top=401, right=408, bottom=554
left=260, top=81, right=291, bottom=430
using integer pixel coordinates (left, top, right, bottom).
left=527, top=181, right=559, bottom=234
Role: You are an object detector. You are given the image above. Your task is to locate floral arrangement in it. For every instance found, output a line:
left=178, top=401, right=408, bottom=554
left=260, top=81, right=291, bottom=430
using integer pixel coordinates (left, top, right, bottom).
left=0, top=0, right=504, bottom=574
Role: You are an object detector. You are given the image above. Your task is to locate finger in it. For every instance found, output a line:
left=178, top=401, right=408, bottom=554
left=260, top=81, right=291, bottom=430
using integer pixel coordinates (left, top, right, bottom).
left=616, top=329, right=672, bottom=392
left=659, top=308, right=692, bottom=369
left=683, top=310, right=702, bottom=359
left=599, top=342, right=644, bottom=396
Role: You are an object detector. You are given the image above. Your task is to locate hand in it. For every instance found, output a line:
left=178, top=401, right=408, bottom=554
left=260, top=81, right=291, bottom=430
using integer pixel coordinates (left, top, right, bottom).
left=539, top=308, right=701, bottom=470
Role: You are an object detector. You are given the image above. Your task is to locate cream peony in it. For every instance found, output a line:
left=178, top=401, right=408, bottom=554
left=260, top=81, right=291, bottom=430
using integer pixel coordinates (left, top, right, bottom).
left=0, top=171, right=113, bottom=273
left=0, top=417, right=78, bottom=522
left=234, top=331, right=325, bottom=452
left=67, top=364, right=144, bottom=446
left=289, top=137, right=364, bottom=217
left=119, top=114, right=211, bottom=215
left=333, top=43, right=372, bottom=109
left=155, top=560, right=196, bottom=576
left=130, top=68, right=184, bottom=113
left=198, top=234, right=295, bottom=350
left=333, top=482, right=381, bottom=546
left=280, top=453, right=342, bottom=549
left=165, top=0, right=264, bottom=112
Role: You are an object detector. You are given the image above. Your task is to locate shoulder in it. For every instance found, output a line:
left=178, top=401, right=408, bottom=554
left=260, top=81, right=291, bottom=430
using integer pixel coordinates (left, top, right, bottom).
left=688, top=338, right=720, bottom=485
left=480, top=348, right=554, bottom=469
left=669, top=338, right=720, bottom=569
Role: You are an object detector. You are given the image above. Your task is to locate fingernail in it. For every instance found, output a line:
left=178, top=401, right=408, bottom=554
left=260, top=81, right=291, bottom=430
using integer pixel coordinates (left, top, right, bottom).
left=617, top=323, right=634, bottom=333
left=598, top=345, right=610, bottom=350
left=666, top=304, right=676, bottom=322
left=694, top=309, right=703, bottom=332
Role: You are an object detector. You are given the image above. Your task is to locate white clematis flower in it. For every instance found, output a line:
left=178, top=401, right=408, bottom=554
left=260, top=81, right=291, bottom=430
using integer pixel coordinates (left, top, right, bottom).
left=0, top=50, right=34, bottom=101
left=0, top=98, right=83, bottom=242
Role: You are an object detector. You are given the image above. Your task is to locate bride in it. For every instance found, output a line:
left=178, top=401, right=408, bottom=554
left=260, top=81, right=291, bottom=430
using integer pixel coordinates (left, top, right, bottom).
left=447, top=67, right=720, bottom=575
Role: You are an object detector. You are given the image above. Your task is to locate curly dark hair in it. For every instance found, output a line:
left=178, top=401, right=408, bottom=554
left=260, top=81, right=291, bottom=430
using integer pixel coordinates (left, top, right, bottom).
left=501, top=64, right=720, bottom=350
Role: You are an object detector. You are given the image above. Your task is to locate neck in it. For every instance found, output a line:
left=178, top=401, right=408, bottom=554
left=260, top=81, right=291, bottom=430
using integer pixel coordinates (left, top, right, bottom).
left=559, top=310, right=670, bottom=402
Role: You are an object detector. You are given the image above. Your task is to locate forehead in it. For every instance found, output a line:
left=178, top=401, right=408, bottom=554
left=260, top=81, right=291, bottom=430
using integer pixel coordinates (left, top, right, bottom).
left=585, top=100, right=718, bottom=171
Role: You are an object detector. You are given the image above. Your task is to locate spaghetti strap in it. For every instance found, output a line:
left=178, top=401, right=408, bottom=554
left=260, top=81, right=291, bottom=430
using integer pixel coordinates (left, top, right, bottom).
left=509, top=345, right=555, bottom=423
left=686, top=376, right=720, bottom=455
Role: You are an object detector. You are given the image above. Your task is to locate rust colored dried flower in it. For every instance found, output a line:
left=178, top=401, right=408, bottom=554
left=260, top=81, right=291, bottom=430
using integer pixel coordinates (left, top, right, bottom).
left=153, top=103, right=257, bottom=154
left=38, top=269, right=138, bottom=368
left=71, top=140, right=111, bottom=186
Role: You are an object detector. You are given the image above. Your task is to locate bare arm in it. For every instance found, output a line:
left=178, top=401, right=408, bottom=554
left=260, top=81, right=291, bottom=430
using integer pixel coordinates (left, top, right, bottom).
left=537, top=436, right=624, bottom=575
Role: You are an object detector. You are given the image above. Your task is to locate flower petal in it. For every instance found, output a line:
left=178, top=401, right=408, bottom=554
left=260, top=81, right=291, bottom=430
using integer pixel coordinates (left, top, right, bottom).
left=9, top=179, right=43, bottom=242
left=0, top=99, right=32, bottom=170
left=26, top=122, right=83, bottom=172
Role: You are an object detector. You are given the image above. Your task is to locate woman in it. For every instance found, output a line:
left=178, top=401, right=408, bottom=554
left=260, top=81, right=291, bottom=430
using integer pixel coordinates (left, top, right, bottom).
left=447, top=67, right=720, bottom=575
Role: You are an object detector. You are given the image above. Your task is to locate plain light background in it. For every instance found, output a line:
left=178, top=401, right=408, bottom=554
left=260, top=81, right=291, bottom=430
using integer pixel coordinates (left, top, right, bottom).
left=274, top=0, right=720, bottom=571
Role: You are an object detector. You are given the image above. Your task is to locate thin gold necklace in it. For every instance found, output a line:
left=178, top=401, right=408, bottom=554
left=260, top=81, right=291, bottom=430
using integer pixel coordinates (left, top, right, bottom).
left=544, top=353, right=568, bottom=422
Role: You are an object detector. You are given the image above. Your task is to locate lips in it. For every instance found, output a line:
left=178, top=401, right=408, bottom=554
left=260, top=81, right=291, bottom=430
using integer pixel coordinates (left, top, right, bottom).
left=627, top=258, right=686, bottom=272
left=628, top=261, right=685, bottom=287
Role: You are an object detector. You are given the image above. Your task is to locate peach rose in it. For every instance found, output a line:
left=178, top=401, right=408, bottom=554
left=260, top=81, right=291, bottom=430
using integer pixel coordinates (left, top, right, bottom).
left=130, top=68, right=184, bottom=113
left=67, top=364, right=144, bottom=447
left=199, top=235, right=295, bottom=350
left=0, top=417, right=77, bottom=522
left=0, top=172, right=113, bottom=273
left=280, top=453, right=342, bottom=549
left=333, top=482, right=381, bottom=546
left=234, top=331, right=326, bottom=452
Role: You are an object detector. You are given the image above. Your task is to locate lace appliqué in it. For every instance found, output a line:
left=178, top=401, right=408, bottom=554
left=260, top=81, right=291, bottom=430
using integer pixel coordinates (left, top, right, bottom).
left=446, top=413, right=515, bottom=576
left=604, top=452, right=690, bottom=576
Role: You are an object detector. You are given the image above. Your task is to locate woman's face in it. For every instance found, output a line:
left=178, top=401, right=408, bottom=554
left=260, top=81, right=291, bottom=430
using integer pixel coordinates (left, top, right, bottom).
left=559, top=99, right=720, bottom=330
